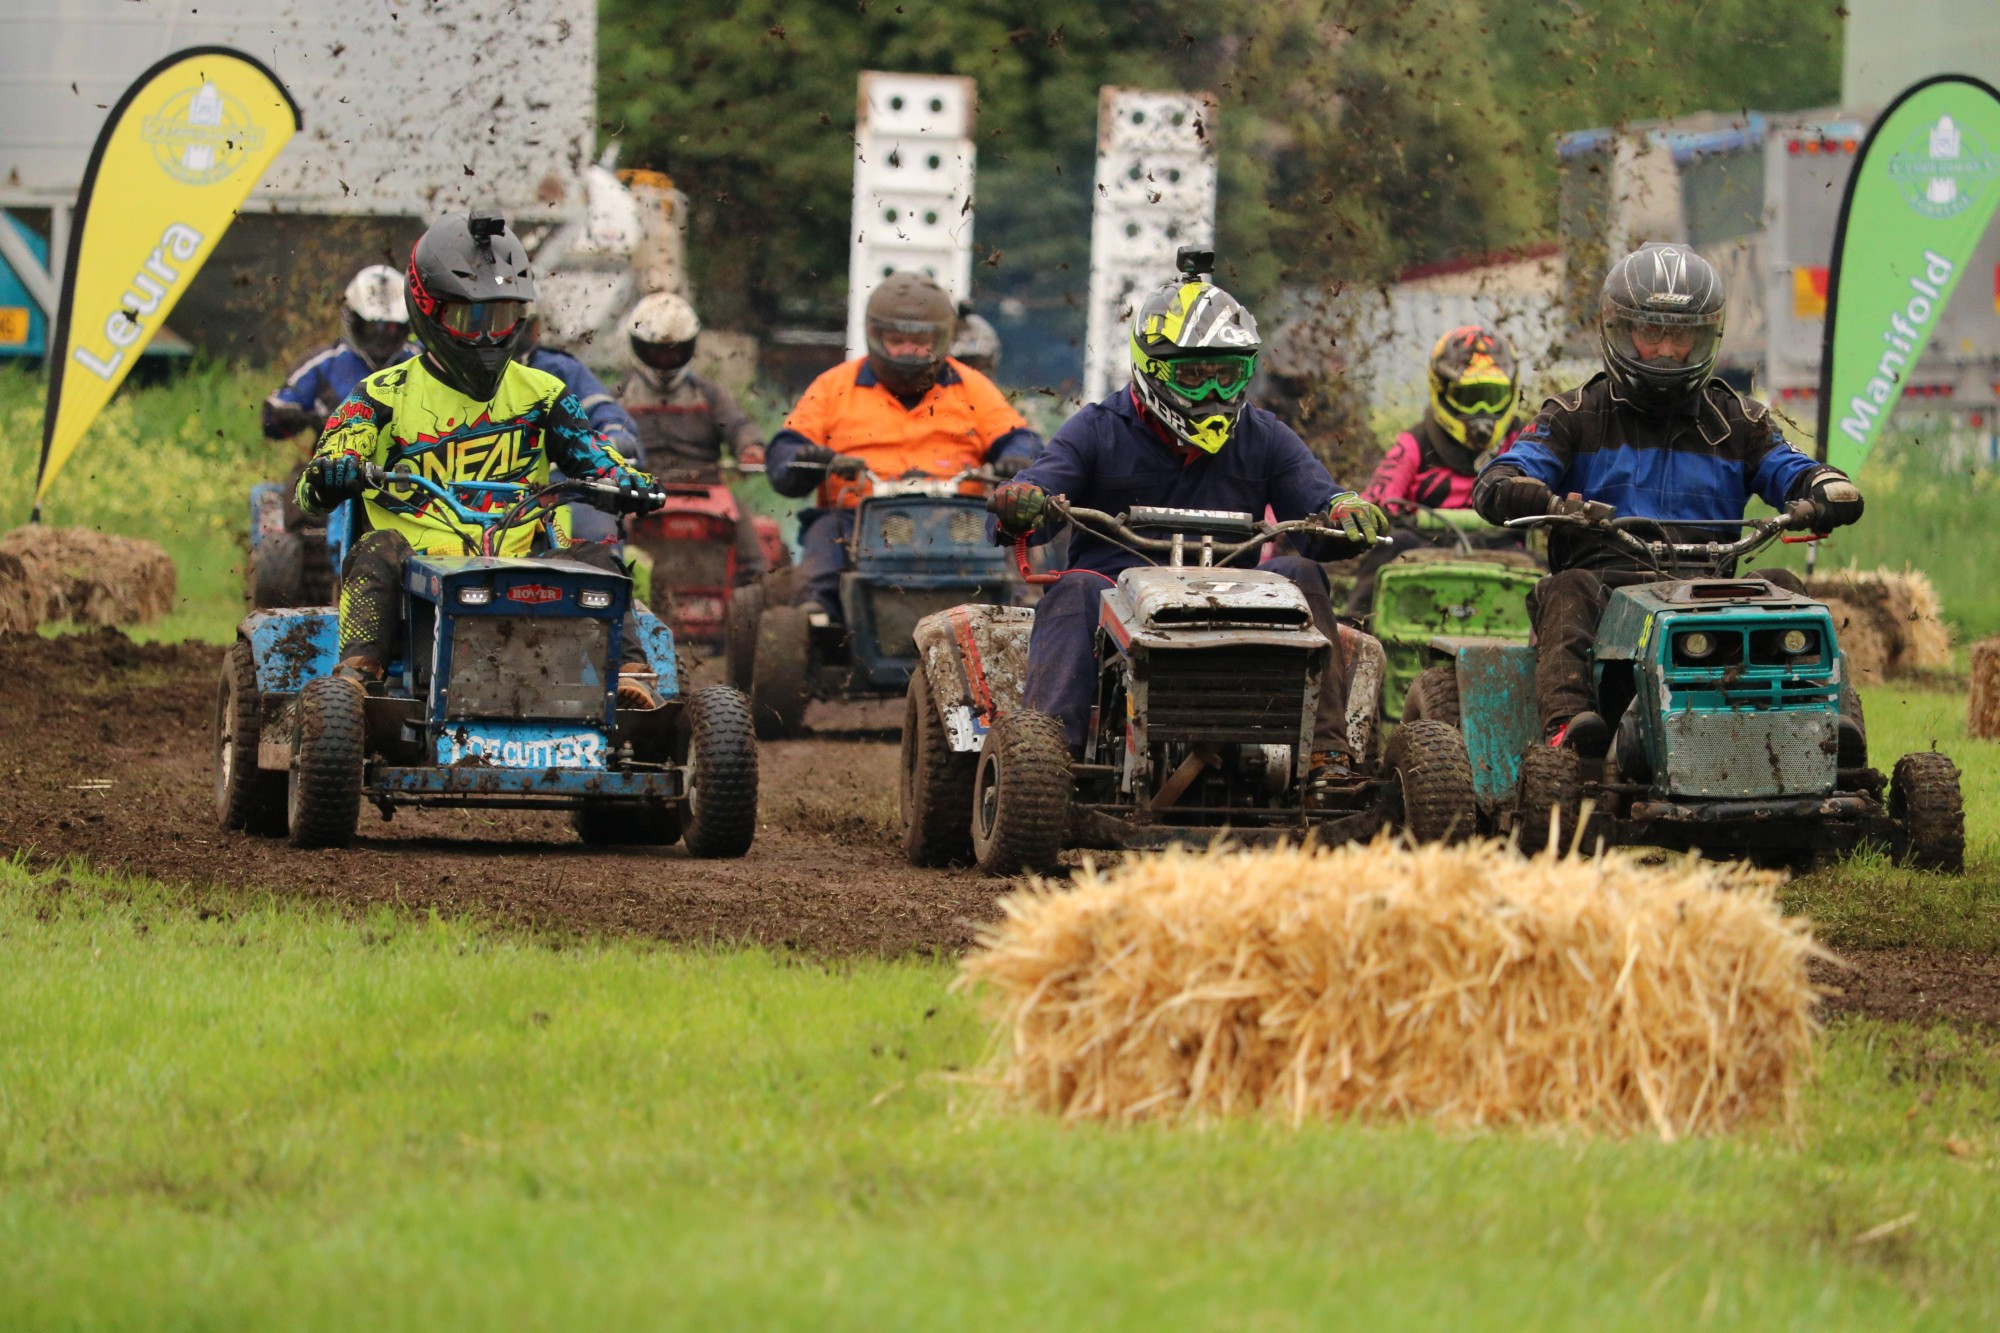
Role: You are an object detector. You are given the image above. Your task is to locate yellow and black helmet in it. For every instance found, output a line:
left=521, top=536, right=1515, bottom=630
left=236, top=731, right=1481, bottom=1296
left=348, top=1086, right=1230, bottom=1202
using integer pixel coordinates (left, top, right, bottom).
left=1426, top=324, right=1521, bottom=450
left=1128, top=272, right=1261, bottom=455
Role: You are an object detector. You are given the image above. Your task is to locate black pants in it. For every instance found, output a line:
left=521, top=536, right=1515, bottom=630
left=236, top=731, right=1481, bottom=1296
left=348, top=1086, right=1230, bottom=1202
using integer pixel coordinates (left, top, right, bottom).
left=1527, top=565, right=1807, bottom=733
left=338, top=529, right=648, bottom=668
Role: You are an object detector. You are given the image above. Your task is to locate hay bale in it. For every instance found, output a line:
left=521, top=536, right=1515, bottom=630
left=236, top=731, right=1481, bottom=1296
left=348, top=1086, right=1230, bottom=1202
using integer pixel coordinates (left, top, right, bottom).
left=0, top=526, right=176, bottom=627
left=1969, top=638, right=2000, bottom=740
left=959, top=840, right=1824, bottom=1140
left=0, top=551, right=38, bottom=636
left=1804, top=567, right=1952, bottom=679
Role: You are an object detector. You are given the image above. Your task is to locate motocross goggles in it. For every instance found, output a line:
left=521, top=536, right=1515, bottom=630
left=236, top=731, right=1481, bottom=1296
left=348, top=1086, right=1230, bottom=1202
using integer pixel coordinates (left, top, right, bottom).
left=1603, top=311, right=1720, bottom=369
left=1160, top=352, right=1257, bottom=401
left=436, top=299, right=531, bottom=342
left=1444, top=376, right=1515, bottom=416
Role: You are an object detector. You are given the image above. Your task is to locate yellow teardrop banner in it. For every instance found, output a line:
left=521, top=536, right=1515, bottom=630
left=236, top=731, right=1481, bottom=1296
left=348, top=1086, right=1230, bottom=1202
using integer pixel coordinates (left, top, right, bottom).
left=35, top=47, right=300, bottom=512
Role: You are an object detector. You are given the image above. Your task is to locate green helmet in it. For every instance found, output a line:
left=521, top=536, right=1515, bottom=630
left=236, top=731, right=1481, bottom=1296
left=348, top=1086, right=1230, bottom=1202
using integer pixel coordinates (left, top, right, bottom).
left=1129, top=278, right=1262, bottom=454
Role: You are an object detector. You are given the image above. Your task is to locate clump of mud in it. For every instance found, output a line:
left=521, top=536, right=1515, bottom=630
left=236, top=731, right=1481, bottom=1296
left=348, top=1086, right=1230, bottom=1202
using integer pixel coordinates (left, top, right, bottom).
left=0, top=527, right=177, bottom=630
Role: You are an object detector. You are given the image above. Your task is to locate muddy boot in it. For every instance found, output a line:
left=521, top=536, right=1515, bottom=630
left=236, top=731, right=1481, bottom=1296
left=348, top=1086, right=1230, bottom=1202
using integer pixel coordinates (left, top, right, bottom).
left=332, top=655, right=386, bottom=695
left=1306, top=748, right=1358, bottom=807
left=1548, top=711, right=1610, bottom=758
left=617, top=663, right=662, bottom=710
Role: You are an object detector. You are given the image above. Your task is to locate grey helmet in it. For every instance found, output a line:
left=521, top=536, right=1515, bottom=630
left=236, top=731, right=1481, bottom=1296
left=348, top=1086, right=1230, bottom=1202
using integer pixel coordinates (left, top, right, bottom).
left=1599, top=242, right=1724, bottom=413
left=949, top=308, right=1001, bottom=375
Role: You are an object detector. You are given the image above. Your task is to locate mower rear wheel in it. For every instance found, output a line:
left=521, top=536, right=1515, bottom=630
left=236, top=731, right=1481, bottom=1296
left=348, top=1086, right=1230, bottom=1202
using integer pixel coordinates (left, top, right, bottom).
left=1401, top=664, right=1462, bottom=728
left=725, top=582, right=764, bottom=693
left=1890, top=751, right=1964, bottom=872
left=287, top=676, right=366, bottom=849
left=1385, top=719, right=1479, bottom=844
left=1516, top=745, right=1604, bottom=856
left=901, top=668, right=976, bottom=866
left=215, top=640, right=287, bottom=835
left=251, top=531, right=307, bottom=609
left=681, top=686, right=760, bottom=858
left=749, top=605, right=812, bottom=739
left=971, top=711, right=1071, bottom=877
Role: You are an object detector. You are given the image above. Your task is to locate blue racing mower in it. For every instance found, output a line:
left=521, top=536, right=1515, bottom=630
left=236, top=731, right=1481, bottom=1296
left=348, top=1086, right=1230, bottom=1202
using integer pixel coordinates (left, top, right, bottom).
left=215, top=467, right=759, bottom=855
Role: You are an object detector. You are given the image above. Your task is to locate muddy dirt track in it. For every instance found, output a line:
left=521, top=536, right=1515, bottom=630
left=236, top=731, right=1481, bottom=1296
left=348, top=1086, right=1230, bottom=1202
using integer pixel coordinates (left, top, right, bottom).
left=3, top=630, right=1998, bottom=1027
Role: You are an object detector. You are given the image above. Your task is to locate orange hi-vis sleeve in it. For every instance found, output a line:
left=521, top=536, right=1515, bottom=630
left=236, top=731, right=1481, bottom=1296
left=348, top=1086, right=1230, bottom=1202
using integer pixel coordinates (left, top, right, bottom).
left=783, top=359, right=1028, bottom=508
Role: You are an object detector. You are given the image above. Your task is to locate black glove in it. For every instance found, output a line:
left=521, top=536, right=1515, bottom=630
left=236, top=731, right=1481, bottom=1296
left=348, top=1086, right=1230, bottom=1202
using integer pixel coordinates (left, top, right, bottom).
left=991, top=454, right=1032, bottom=480
left=262, top=401, right=316, bottom=440
left=614, top=473, right=666, bottom=514
left=792, top=443, right=838, bottom=470
left=991, top=482, right=1050, bottom=538
left=1807, top=474, right=1865, bottom=530
left=303, top=453, right=369, bottom=507
left=1489, top=473, right=1553, bottom=521
left=828, top=454, right=868, bottom=479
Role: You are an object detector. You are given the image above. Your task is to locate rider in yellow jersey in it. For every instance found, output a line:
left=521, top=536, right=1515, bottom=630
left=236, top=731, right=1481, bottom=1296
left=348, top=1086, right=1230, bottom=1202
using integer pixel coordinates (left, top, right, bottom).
left=297, top=211, right=664, bottom=703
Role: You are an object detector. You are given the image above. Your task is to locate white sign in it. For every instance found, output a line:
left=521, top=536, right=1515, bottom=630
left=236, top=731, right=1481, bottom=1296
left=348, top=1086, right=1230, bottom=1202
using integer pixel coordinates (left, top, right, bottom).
left=443, top=729, right=606, bottom=771
left=1083, top=88, right=1218, bottom=402
left=847, top=72, right=977, bottom=359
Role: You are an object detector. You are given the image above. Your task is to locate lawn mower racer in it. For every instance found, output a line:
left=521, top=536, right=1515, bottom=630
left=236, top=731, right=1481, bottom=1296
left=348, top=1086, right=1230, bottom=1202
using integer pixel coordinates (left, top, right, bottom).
left=294, top=210, right=667, bottom=706
left=617, top=291, right=772, bottom=588
left=989, top=250, right=1389, bottom=780
left=763, top=270, right=1042, bottom=625
left=1470, top=242, right=1866, bottom=759
left=248, top=263, right=417, bottom=607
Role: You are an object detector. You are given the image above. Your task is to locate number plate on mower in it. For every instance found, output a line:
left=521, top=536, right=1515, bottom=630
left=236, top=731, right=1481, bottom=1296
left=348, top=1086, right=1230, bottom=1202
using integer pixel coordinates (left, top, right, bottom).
left=439, top=727, right=607, bottom=770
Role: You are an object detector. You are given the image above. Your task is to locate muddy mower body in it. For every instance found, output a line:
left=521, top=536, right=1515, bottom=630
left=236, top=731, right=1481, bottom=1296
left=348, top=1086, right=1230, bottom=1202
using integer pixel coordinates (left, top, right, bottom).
left=900, top=503, right=1482, bottom=875
left=246, top=481, right=340, bottom=610
left=730, top=468, right=1025, bottom=739
left=1367, top=510, right=1540, bottom=722
left=215, top=472, right=758, bottom=856
left=1411, top=502, right=1964, bottom=871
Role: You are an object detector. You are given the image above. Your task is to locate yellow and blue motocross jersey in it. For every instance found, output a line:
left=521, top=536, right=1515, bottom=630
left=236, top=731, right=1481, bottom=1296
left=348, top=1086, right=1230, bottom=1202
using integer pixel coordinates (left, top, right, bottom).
left=297, top=356, right=648, bottom=557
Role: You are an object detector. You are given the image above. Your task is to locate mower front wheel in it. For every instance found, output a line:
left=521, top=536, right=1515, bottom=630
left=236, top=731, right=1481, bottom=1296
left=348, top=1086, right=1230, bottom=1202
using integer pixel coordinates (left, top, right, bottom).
left=971, top=711, right=1071, bottom=877
left=1890, top=751, right=1965, bottom=873
left=1515, top=745, right=1604, bottom=857
left=1401, top=665, right=1462, bottom=727
left=250, top=531, right=307, bottom=609
left=725, top=581, right=764, bottom=693
left=681, top=686, right=760, bottom=859
left=749, top=604, right=812, bottom=739
left=287, top=676, right=366, bottom=849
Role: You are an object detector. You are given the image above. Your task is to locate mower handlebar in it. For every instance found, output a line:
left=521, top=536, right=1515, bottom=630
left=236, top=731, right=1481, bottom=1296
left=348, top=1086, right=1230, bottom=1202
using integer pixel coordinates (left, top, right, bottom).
left=1504, top=498, right=1821, bottom=567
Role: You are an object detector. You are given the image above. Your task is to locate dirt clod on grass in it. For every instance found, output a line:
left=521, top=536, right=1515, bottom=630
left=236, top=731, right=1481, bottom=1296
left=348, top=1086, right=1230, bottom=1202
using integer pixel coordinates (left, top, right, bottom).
left=962, top=841, right=1825, bottom=1139
left=0, top=526, right=176, bottom=629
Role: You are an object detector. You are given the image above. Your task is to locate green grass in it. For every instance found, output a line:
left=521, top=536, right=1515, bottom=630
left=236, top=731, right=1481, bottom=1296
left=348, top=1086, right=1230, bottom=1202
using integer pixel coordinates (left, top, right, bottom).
left=2, top=859, right=1998, bottom=1330
left=1786, top=680, right=2000, bottom=952
left=0, top=361, right=278, bottom=644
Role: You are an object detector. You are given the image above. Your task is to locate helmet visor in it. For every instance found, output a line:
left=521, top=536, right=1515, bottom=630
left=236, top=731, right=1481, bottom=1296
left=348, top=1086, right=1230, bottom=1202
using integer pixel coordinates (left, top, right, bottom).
left=1444, top=377, right=1515, bottom=416
left=436, top=299, right=530, bottom=342
left=1164, top=353, right=1257, bottom=402
left=633, top=337, right=695, bottom=374
left=867, top=315, right=945, bottom=364
left=1604, top=312, right=1720, bottom=369
left=350, top=317, right=409, bottom=363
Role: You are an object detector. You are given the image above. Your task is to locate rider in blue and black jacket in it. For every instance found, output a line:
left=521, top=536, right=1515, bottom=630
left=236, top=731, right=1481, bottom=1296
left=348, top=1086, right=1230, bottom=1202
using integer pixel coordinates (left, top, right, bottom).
left=1472, top=243, right=1866, bottom=754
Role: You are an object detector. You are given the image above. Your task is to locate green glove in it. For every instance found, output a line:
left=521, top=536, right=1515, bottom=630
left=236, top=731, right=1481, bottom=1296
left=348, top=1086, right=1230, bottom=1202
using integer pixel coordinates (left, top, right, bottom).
left=1325, top=491, right=1389, bottom=545
left=992, top=482, right=1049, bottom=538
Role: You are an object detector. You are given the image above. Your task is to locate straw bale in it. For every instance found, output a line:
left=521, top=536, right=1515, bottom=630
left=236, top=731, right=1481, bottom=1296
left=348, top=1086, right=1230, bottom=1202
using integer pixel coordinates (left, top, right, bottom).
left=0, top=552, right=36, bottom=636
left=0, top=527, right=176, bottom=627
left=959, top=839, right=1825, bottom=1140
left=1804, top=567, right=1952, bottom=679
left=1969, top=639, right=2000, bottom=740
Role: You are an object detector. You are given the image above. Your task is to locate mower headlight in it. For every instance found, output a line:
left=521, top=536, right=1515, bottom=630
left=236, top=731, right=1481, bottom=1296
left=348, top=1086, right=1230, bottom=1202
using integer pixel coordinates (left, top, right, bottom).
left=1679, top=631, right=1715, bottom=659
left=1781, top=628, right=1811, bottom=655
left=579, top=589, right=613, bottom=610
left=457, top=586, right=492, bottom=606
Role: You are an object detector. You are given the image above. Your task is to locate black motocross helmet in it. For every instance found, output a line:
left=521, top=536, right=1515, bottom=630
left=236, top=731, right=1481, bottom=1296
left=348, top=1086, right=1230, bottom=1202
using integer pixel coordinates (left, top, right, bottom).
left=1600, top=242, right=1725, bottom=413
left=405, top=210, right=537, bottom=401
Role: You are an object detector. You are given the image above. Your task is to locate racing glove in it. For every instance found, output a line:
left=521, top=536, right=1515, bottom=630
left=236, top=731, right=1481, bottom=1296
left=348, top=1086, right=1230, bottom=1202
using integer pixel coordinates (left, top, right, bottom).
left=1486, top=473, right=1554, bottom=522
left=262, top=401, right=317, bottom=440
left=990, top=454, right=1032, bottom=480
left=1325, top=492, right=1390, bottom=545
left=1806, top=475, right=1865, bottom=530
left=613, top=473, right=666, bottom=514
left=991, top=482, right=1050, bottom=538
left=302, top=452, right=370, bottom=508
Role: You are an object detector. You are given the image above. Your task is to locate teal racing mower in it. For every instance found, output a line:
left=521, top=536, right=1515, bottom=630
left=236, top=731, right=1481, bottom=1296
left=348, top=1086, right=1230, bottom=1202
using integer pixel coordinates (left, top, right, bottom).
left=215, top=467, right=758, bottom=856
left=1412, top=499, right=1963, bottom=872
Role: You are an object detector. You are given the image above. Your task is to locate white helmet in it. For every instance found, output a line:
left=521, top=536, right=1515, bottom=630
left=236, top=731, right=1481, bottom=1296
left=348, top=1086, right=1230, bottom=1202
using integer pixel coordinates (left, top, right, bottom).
left=949, top=310, right=1001, bottom=375
left=342, top=264, right=409, bottom=367
left=626, top=292, right=701, bottom=383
